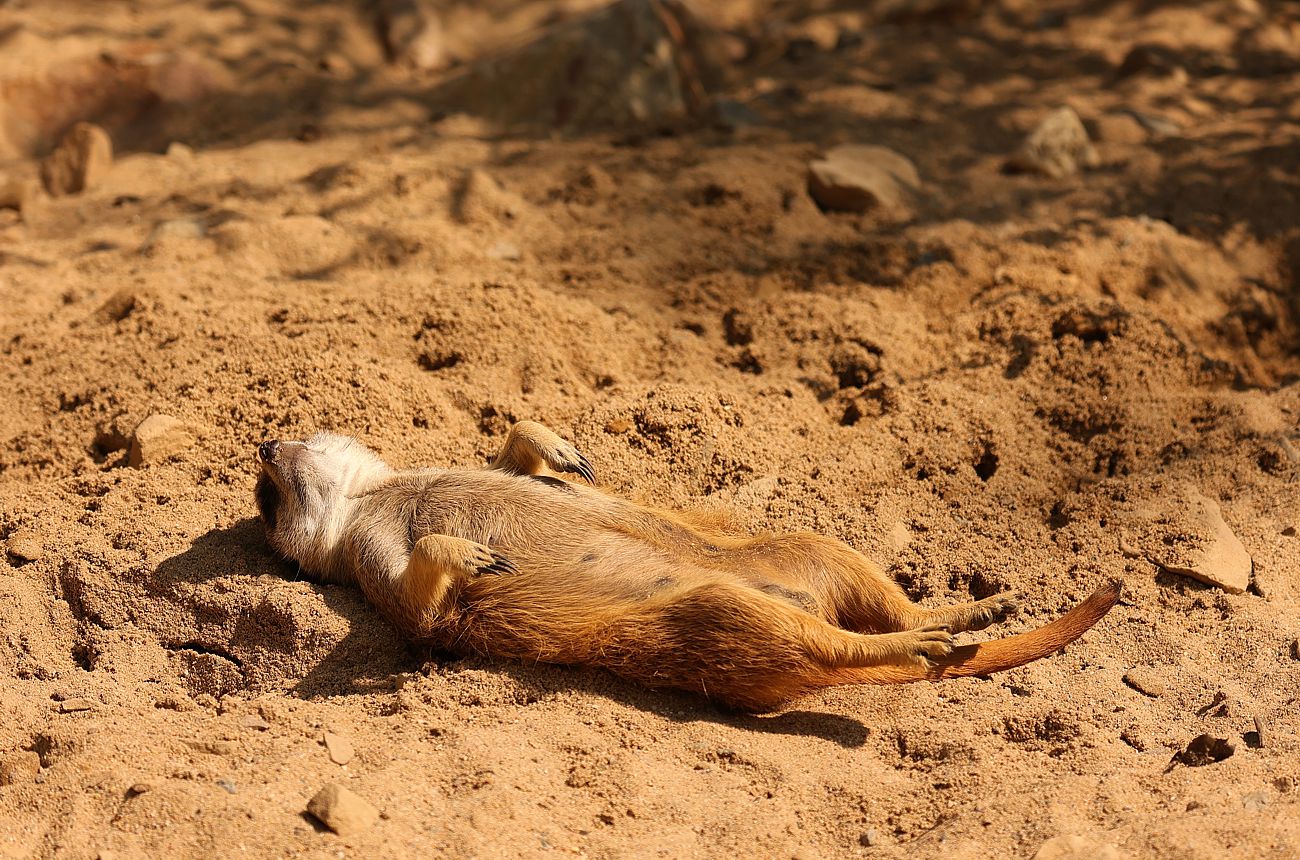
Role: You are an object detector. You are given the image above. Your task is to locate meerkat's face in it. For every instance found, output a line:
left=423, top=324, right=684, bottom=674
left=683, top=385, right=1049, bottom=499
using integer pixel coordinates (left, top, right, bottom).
left=254, top=431, right=389, bottom=578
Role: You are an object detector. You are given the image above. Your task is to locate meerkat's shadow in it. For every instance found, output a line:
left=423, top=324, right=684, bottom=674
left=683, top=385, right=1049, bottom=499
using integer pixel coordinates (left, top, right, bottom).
left=437, top=656, right=872, bottom=748
left=150, top=519, right=417, bottom=695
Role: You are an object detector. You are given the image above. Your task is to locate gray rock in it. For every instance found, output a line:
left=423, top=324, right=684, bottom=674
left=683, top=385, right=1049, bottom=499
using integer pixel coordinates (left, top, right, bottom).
left=1008, top=107, right=1100, bottom=178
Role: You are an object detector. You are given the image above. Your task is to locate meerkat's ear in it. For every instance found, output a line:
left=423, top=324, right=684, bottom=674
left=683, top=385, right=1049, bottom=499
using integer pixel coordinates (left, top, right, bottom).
left=255, top=472, right=281, bottom=530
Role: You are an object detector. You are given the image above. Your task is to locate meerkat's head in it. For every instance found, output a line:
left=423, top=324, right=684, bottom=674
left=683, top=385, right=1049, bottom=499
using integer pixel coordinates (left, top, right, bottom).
left=254, top=432, right=390, bottom=580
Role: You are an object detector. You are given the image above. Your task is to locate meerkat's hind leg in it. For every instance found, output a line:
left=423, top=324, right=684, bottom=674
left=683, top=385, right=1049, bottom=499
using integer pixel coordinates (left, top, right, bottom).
left=402, top=534, right=517, bottom=610
left=918, top=591, right=1019, bottom=634
left=490, top=420, right=595, bottom=483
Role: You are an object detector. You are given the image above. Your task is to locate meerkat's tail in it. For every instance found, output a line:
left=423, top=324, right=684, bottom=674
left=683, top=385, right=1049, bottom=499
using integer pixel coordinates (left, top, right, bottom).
left=826, top=581, right=1121, bottom=686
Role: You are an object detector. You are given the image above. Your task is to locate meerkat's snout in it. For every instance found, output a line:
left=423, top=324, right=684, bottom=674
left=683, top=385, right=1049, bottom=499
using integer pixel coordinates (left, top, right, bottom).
left=259, top=440, right=280, bottom=463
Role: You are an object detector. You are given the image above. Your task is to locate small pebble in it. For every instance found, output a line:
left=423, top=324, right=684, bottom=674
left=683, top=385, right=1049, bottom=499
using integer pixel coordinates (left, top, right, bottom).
left=1122, top=667, right=1167, bottom=698
left=306, top=783, right=379, bottom=835
left=41, top=122, right=113, bottom=196
left=239, top=713, right=270, bottom=731
left=59, top=698, right=94, bottom=713
left=128, top=414, right=194, bottom=467
left=487, top=240, right=521, bottom=261
left=323, top=731, right=355, bottom=765
left=6, top=526, right=45, bottom=563
left=1007, top=106, right=1100, bottom=178
left=1242, top=790, right=1270, bottom=811
left=807, top=144, right=920, bottom=214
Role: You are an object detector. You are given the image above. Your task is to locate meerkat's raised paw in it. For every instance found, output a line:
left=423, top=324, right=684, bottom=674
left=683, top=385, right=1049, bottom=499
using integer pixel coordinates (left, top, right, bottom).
left=490, top=420, right=596, bottom=484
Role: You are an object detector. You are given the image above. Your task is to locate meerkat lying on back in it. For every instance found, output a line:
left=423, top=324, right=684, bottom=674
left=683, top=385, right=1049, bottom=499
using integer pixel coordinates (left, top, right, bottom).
left=254, top=421, right=1119, bottom=712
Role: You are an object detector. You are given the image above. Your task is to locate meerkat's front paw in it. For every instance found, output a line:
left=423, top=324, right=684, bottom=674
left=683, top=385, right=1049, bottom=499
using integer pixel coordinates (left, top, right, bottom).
left=412, top=535, right=519, bottom=578
left=463, top=543, right=519, bottom=576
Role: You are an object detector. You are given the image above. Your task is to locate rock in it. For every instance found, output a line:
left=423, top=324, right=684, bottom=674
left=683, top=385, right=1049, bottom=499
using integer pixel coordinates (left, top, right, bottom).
left=1094, top=113, right=1147, bottom=145
left=127, top=414, right=193, bottom=467
left=1291, top=638, right=1300, bottom=660
left=1122, top=667, right=1167, bottom=698
left=239, top=713, right=270, bottom=731
left=1007, top=107, right=1100, bottom=178
left=6, top=526, right=45, bottom=563
left=1172, top=734, right=1234, bottom=767
left=858, top=829, right=881, bottom=847
left=1282, top=525, right=1296, bottom=537
left=0, top=752, right=41, bottom=786
left=486, top=240, right=521, bottom=262
left=165, top=141, right=194, bottom=161
left=428, top=0, right=726, bottom=135
left=40, top=122, right=113, bottom=196
left=141, top=218, right=206, bottom=252
left=58, top=698, right=94, bottom=713
left=807, top=145, right=921, bottom=213
left=306, top=783, right=379, bottom=835
left=1033, top=834, right=1125, bottom=860
left=376, top=0, right=447, bottom=71
left=1125, top=110, right=1181, bottom=137
left=1242, top=790, right=1270, bottom=811
left=323, top=731, right=355, bottom=766
left=1152, top=488, right=1251, bottom=594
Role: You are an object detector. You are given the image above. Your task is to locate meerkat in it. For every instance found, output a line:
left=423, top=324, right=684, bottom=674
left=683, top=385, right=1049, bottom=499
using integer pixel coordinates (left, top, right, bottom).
left=254, top=421, right=1119, bottom=712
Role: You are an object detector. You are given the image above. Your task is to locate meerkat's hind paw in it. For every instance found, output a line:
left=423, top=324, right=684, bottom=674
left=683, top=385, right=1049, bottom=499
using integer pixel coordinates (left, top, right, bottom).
left=907, top=624, right=954, bottom=665
left=965, top=590, right=1020, bottom=632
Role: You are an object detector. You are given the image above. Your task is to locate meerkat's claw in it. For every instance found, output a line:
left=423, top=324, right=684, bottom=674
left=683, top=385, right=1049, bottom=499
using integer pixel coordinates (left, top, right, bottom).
left=567, top=451, right=596, bottom=484
left=475, top=551, right=518, bottom=577
left=547, top=442, right=595, bottom=484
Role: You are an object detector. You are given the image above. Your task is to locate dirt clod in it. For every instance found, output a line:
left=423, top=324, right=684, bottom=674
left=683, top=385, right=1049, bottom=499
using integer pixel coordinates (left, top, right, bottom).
left=40, top=122, right=112, bottom=196
left=306, top=784, right=379, bottom=835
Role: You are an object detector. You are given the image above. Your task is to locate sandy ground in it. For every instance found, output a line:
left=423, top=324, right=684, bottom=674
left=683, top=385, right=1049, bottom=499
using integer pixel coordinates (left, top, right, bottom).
left=2, top=0, right=1299, bottom=857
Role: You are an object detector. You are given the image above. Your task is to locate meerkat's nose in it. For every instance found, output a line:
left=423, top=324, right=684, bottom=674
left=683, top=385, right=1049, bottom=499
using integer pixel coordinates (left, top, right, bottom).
left=259, top=440, right=280, bottom=463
